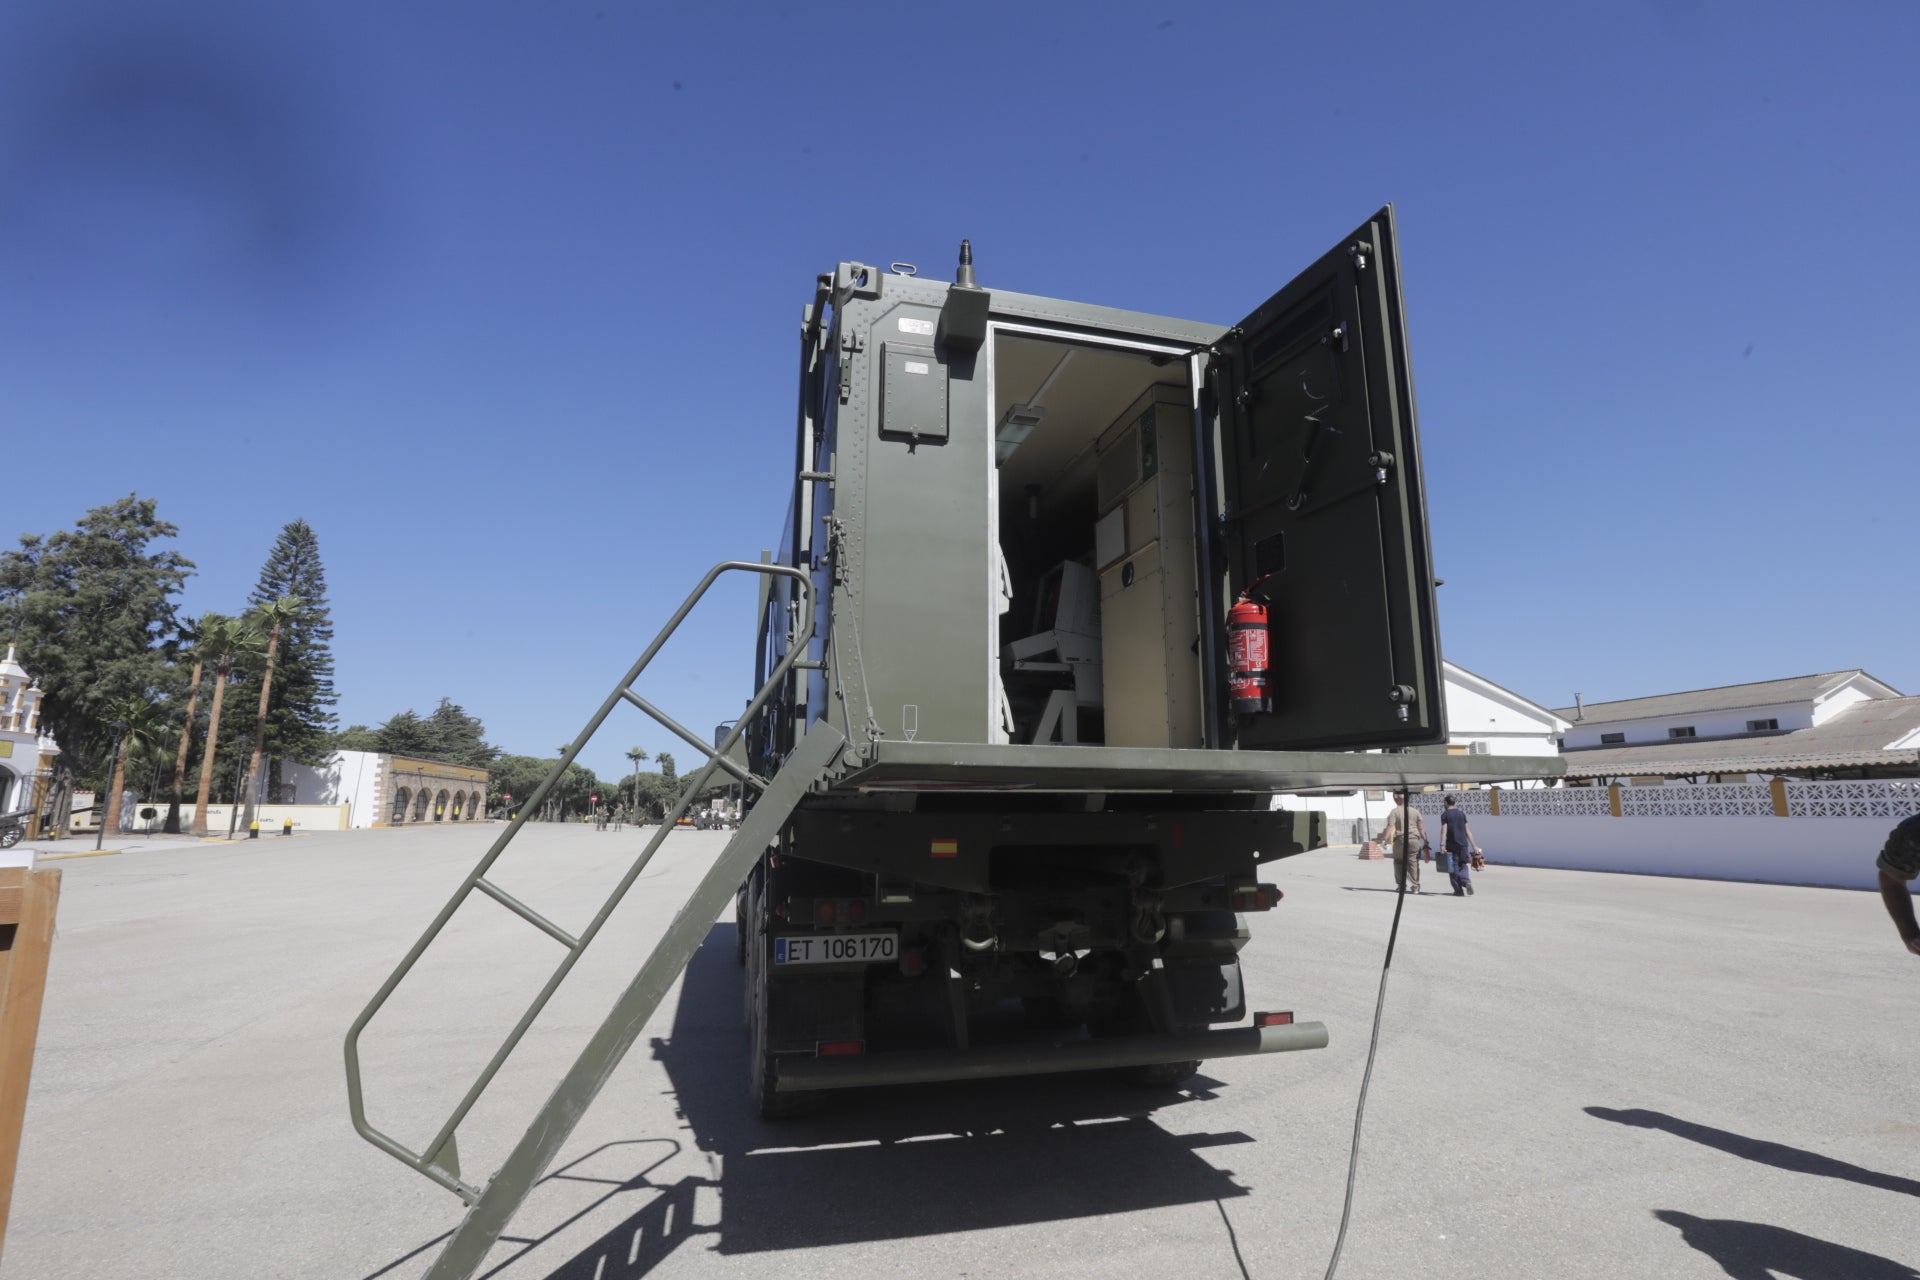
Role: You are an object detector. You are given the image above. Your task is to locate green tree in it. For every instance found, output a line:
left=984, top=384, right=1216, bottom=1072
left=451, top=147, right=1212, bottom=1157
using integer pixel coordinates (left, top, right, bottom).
left=239, top=597, right=301, bottom=831
left=374, top=710, right=435, bottom=757
left=0, top=495, right=194, bottom=833
left=102, top=694, right=165, bottom=837
left=487, top=754, right=554, bottom=817
left=191, top=614, right=263, bottom=835
left=163, top=614, right=207, bottom=833
left=623, top=746, right=649, bottom=821
left=330, top=724, right=381, bottom=752
left=245, top=520, right=338, bottom=789
left=422, top=699, right=498, bottom=768
left=367, top=699, right=498, bottom=767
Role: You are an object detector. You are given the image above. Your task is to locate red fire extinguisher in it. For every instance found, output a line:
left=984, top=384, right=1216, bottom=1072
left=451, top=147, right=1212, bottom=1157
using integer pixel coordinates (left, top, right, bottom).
left=1227, top=581, right=1273, bottom=716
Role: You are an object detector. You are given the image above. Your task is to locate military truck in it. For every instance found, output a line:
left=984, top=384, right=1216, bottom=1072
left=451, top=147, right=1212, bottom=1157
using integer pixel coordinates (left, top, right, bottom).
left=731, top=206, right=1552, bottom=1113
left=346, top=207, right=1559, bottom=1279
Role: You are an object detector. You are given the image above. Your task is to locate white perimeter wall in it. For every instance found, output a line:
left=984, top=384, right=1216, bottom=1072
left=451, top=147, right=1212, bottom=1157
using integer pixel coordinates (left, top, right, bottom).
left=1457, top=813, right=1891, bottom=891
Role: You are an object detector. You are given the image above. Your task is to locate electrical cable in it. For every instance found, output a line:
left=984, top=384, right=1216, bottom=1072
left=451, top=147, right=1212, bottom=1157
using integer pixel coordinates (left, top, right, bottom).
left=1321, top=804, right=1412, bottom=1280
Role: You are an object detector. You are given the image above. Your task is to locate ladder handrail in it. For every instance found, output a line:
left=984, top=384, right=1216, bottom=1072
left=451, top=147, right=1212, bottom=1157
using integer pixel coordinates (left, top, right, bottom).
left=344, top=560, right=814, bottom=1200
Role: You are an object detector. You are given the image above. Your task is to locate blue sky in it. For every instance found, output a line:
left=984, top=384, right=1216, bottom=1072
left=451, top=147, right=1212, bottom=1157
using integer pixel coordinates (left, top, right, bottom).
left=2, top=1, right=1914, bottom=781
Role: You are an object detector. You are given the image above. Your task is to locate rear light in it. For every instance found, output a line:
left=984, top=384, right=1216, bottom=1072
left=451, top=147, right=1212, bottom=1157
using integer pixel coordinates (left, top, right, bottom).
left=817, top=1040, right=865, bottom=1057
left=816, top=900, right=837, bottom=925
left=1255, top=1010, right=1294, bottom=1027
left=898, top=948, right=926, bottom=978
left=848, top=899, right=868, bottom=925
left=1229, top=883, right=1282, bottom=911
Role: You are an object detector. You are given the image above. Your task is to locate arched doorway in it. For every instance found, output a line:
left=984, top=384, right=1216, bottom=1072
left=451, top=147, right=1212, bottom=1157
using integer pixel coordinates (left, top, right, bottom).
left=450, top=792, right=463, bottom=821
left=470, top=790, right=483, bottom=819
left=412, top=789, right=430, bottom=823
left=391, top=787, right=411, bottom=825
left=434, top=788, right=450, bottom=821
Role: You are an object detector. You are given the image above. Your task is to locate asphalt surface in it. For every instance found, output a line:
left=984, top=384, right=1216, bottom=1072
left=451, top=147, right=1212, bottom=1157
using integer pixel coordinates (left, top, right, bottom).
left=7, top=824, right=1915, bottom=1280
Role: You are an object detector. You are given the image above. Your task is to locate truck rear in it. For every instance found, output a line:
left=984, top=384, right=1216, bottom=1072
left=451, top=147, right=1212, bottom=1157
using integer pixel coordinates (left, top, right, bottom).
left=736, top=209, right=1542, bottom=1114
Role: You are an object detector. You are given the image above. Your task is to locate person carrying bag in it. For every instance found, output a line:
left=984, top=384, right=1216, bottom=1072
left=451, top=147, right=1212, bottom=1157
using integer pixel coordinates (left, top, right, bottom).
left=1437, top=794, right=1481, bottom=896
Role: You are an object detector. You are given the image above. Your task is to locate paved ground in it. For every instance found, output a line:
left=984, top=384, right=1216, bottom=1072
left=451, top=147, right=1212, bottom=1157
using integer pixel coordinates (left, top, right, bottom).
left=7, top=824, right=1916, bottom=1280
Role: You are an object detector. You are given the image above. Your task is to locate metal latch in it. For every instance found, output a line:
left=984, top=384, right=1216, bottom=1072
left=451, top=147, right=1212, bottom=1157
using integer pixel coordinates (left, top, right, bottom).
left=838, top=331, right=864, bottom=405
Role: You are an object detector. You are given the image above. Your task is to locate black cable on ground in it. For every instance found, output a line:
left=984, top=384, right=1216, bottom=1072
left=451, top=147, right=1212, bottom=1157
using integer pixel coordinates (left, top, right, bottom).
left=1321, top=820, right=1412, bottom=1280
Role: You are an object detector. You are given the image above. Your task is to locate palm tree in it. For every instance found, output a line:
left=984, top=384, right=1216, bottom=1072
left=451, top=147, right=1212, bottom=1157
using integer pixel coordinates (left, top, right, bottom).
left=239, top=596, right=301, bottom=833
left=102, top=694, right=165, bottom=838
left=164, top=614, right=209, bottom=834
left=191, top=614, right=264, bottom=837
left=625, top=746, right=649, bottom=822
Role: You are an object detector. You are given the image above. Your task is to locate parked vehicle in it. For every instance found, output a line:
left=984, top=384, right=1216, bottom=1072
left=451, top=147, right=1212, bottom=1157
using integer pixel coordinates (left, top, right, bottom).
left=345, top=211, right=1562, bottom=1279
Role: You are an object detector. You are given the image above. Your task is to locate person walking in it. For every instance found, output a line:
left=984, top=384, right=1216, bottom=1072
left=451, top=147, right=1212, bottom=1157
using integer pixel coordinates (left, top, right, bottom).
left=1376, top=791, right=1428, bottom=895
left=1438, top=794, right=1480, bottom=897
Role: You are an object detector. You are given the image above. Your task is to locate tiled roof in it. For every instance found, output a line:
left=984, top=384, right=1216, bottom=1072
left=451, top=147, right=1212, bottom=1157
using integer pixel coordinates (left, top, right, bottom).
left=1551, top=671, right=1898, bottom=724
left=1558, top=695, right=1920, bottom=778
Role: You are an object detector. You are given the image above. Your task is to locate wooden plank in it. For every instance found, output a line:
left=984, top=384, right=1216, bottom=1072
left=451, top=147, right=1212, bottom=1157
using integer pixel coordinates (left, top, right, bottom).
left=0, top=868, right=60, bottom=1264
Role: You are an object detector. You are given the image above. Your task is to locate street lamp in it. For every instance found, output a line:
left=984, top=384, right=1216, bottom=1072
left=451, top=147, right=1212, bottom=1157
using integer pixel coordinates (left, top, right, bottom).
left=96, top=719, right=127, bottom=852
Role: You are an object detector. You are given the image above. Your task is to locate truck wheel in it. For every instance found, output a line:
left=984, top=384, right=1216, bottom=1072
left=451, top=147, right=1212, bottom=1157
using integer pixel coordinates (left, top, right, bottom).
left=747, top=888, right=826, bottom=1120
left=734, top=877, right=750, bottom=968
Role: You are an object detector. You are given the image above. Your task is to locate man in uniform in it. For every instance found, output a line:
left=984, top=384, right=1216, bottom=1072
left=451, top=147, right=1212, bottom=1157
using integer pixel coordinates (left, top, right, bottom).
left=1877, top=811, right=1920, bottom=956
left=1376, top=791, right=1428, bottom=895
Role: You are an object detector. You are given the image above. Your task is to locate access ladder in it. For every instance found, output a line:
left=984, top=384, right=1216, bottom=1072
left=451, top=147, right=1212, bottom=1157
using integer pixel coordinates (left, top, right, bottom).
left=344, top=561, right=843, bottom=1280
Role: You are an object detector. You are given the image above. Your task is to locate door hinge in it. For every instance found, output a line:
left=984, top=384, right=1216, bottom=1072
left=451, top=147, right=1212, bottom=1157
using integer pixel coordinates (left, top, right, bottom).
left=1348, top=241, right=1372, bottom=271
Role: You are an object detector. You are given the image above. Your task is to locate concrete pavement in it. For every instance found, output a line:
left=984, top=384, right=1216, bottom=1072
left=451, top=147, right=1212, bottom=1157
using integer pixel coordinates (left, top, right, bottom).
left=4, top=824, right=1914, bottom=1279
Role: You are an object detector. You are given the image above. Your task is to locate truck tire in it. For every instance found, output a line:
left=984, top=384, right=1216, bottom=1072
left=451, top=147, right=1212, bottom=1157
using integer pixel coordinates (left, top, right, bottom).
left=746, top=880, right=826, bottom=1120
left=1091, top=983, right=1202, bottom=1088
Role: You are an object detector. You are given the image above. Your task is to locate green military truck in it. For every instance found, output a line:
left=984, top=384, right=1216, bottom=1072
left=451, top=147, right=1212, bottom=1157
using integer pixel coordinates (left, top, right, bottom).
left=347, top=207, right=1560, bottom=1279
left=733, top=206, right=1542, bottom=1114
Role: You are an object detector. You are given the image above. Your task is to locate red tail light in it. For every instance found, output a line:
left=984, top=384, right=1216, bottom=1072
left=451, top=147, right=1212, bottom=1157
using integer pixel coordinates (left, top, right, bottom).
left=848, top=899, right=868, bottom=925
left=1230, top=884, right=1282, bottom=911
left=817, top=1040, right=865, bottom=1057
left=1255, top=1010, right=1294, bottom=1027
left=816, top=900, right=837, bottom=925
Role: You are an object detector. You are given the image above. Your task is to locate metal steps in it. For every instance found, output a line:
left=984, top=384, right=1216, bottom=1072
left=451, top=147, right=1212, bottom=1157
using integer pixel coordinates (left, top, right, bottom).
left=342, top=559, right=832, bottom=1280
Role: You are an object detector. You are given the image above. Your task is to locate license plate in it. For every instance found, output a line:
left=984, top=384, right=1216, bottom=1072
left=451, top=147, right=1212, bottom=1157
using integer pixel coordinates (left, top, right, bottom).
left=774, top=932, right=898, bottom=965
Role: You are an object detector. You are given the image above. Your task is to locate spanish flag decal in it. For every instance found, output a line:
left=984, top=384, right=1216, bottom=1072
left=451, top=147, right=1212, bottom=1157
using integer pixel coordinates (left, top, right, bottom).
left=930, top=838, right=959, bottom=858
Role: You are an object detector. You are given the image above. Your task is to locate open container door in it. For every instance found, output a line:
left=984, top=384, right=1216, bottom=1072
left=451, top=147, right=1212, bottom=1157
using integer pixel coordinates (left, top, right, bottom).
left=1207, top=205, right=1443, bottom=751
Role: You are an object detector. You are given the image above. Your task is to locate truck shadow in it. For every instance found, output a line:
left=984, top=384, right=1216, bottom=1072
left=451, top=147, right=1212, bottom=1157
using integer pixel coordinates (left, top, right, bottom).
left=550, top=923, right=1252, bottom=1278
left=576, top=923, right=1251, bottom=1274
left=366, top=924, right=1256, bottom=1280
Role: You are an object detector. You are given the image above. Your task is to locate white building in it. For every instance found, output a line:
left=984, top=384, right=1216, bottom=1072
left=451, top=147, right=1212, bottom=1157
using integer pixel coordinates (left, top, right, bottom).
left=1274, top=660, right=1569, bottom=838
left=0, top=645, right=60, bottom=834
left=1551, top=670, right=1919, bottom=781
left=277, top=750, right=490, bottom=828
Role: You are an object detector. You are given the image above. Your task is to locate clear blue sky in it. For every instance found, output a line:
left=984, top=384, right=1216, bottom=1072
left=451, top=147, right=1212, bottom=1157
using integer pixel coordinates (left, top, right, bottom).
left=3, top=1, right=1914, bottom=781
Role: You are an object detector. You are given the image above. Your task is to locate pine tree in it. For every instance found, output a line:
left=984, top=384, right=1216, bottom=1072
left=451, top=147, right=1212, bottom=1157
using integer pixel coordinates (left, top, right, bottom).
left=0, top=495, right=193, bottom=832
left=245, top=520, right=338, bottom=787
